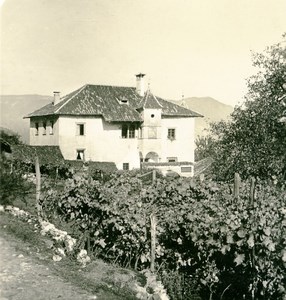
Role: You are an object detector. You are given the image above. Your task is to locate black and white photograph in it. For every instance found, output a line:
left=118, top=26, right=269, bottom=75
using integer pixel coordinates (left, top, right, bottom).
left=0, top=0, right=285, bottom=299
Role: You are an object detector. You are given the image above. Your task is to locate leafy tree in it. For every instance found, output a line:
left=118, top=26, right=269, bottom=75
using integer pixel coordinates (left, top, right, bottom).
left=0, top=155, right=32, bottom=205
left=194, top=135, right=215, bottom=161
left=0, top=129, right=31, bottom=206
left=0, top=127, right=23, bottom=146
left=208, top=34, right=286, bottom=181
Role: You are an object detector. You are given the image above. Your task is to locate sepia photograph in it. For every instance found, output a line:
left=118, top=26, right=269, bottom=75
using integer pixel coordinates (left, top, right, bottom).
left=0, top=0, right=285, bottom=299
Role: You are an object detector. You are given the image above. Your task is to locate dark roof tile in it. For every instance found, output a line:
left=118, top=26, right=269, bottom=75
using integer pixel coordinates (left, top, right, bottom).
left=65, top=160, right=117, bottom=173
left=26, top=84, right=202, bottom=120
left=137, top=90, right=163, bottom=109
left=11, top=145, right=65, bottom=166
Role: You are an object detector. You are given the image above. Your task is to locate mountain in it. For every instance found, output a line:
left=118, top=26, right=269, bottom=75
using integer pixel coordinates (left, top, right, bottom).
left=171, top=97, right=234, bottom=137
left=0, top=95, right=52, bottom=143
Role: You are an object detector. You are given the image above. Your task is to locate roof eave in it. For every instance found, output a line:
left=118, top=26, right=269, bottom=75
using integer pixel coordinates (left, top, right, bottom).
left=162, top=113, right=204, bottom=118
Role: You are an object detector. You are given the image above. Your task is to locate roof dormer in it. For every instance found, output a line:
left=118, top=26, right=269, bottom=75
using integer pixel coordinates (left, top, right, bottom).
left=117, top=96, right=129, bottom=105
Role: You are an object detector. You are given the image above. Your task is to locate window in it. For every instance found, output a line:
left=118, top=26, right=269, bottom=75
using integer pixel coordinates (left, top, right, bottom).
left=123, top=163, right=129, bottom=170
left=121, top=125, right=128, bottom=138
left=151, top=114, right=155, bottom=118
left=121, top=124, right=136, bottom=139
left=167, top=157, right=178, bottom=163
left=76, top=149, right=85, bottom=160
left=181, top=166, right=193, bottom=173
left=77, top=123, right=85, bottom=136
left=168, top=128, right=176, bottom=140
left=129, top=125, right=135, bottom=138
left=43, top=122, right=47, bottom=135
left=120, top=97, right=128, bottom=104
left=148, top=127, right=157, bottom=139
left=50, top=121, right=54, bottom=135
left=138, top=127, right=142, bottom=139
left=35, top=122, right=39, bottom=135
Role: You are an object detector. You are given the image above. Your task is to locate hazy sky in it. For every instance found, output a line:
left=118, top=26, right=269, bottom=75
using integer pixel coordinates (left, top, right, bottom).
left=1, top=0, right=286, bottom=106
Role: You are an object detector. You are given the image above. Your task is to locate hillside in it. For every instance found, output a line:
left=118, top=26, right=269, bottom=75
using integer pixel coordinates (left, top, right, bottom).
left=172, top=97, right=234, bottom=137
left=0, top=95, right=52, bottom=143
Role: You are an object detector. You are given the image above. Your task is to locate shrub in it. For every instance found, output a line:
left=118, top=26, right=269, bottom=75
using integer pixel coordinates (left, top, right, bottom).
left=0, top=154, right=32, bottom=206
left=41, top=171, right=286, bottom=299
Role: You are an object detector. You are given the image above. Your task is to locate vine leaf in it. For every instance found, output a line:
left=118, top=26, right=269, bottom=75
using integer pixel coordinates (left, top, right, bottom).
left=226, top=233, right=234, bottom=244
left=234, top=253, right=245, bottom=266
left=247, top=234, right=255, bottom=248
left=237, top=229, right=246, bottom=238
left=263, top=227, right=271, bottom=236
left=282, top=250, right=286, bottom=262
left=98, top=239, right=106, bottom=248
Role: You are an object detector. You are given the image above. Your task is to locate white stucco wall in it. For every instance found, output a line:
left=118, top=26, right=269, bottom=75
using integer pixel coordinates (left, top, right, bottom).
left=138, top=108, right=162, bottom=159
left=144, top=164, right=194, bottom=177
left=58, top=116, right=140, bottom=170
left=29, top=118, right=59, bottom=146
left=29, top=113, right=196, bottom=172
left=138, top=116, right=195, bottom=163
left=161, top=117, right=195, bottom=163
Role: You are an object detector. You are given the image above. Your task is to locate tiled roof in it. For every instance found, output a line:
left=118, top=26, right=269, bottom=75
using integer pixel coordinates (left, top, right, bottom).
left=157, top=97, right=202, bottom=117
left=11, top=145, right=65, bottom=166
left=137, top=89, right=163, bottom=109
left=65, top=160, right=117, bottom=173
left=194, top=157, right=214, bottom=177
left=25, top=84, right=202, bottom=121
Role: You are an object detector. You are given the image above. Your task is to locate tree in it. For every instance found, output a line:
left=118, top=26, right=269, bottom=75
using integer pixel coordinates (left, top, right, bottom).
left=195, top=135, right=216, bottom=161
left=208, top=34, right=286, bottom=181
left=0, top=127, right=23, bottom=146
left=0, top=129, right=31, bottom=206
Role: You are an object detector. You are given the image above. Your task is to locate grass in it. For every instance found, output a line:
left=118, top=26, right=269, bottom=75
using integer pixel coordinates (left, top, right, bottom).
left=0, top=210, right=140, bottom=300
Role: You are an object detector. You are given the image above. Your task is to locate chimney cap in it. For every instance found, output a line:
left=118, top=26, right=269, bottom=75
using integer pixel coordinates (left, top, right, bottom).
left=136, top=73, right=145, bottom=78
left=53, top=91, right=60, bottom=94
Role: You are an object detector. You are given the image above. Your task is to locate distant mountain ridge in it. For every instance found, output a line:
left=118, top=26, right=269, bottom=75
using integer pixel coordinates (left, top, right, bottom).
left=0, top=94, right=233, bottom=143
left=0, top=95, right=52, bottom=143
left=171, top=97, right=234, bottom=136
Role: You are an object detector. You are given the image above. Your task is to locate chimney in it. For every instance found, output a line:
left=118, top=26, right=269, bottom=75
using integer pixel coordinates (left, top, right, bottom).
left=53, top=91, right=61, bottom=105
left=136, top=73, right=145, bottom=96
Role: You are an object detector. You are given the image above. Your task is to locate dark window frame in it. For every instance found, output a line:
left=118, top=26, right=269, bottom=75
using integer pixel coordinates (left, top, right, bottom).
left=121, top=124, right=136, bottom=139
left=167, top=157, right=178, bottom=163
left=167, top=128, right=176, bottom=140
left=77, top=123, right=85, bottom=136
left=50, top=121, right=54, bottom=135
left=129, top=125, right=135, bottom=138
left=123, top=163, right=129, bottom=170
left=43, top=122, right=47, bottom=135
left=76, top=149, right=85, bottom=161
left=35, top=122, right=39, bottom=136
left=121, top=124, right=128, bottom=138
left=181, top=166, right=193, bottom=173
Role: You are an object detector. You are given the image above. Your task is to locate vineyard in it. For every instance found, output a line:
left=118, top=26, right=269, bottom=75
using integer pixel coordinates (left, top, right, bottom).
left=39, top=168, right=286, bottom=300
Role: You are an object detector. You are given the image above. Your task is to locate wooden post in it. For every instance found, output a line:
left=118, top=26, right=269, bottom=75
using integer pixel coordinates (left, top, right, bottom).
left=150, top=213, right=157, bottom=273
left=249, top=176, right=256, bottom=300
left=250, top=177, right=256, bottom=205
left=55, top=167, right=59, bottom=181
left=234, top=173, right=240, bottom=198
left=87, top=230, right=91, bottom=256
left=152, top=170, right=156, bottom=183
left=35, top=156, right=42, bottom=221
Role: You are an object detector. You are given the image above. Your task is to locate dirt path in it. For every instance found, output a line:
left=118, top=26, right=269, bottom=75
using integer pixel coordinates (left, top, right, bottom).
left=0, top=234, right=97, bottom=300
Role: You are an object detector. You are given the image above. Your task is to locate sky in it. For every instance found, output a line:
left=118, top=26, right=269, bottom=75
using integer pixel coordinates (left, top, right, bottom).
left=1, top=0, right=286, bottom=106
